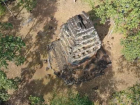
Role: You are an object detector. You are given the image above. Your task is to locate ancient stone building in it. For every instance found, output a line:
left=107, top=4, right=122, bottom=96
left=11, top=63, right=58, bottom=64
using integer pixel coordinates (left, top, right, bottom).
left=47, top=12, right=111, bottom=85
left=48, top=11, right=101, bottom=70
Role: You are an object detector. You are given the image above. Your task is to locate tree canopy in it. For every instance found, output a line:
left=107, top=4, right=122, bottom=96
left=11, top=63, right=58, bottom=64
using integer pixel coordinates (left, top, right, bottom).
left=95, top=0, right=140, bottom=33
left=121, top=31, right=140, bottom=61
left=29, top=95, right=46, bottom=105
left=0, top=70, right=18, bottom=103
left=0, top=34, right=25, bottom=68
left=87, top=0, right=140, bottom=61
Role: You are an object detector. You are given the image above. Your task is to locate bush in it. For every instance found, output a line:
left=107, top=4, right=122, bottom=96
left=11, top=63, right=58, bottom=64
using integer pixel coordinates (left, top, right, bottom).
left=121, top=31, right=140, bottom=61
left=50, top=93, right=94, bottom=105
left=18, top=0, right=37, bottom=11
left=0, top=70, right=18, bottom=103
left=0, top=4, right=5, bottom=16
left=29, top=95, right=46, bottom=105
left=110, top=84, right=140, bottom=105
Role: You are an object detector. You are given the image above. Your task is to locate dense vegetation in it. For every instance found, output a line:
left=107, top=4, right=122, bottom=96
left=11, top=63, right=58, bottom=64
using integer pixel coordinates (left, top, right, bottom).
left=87, top=0, right=140, bottom=61
left=121, top=31, right=140, bottom=61
left=95, top=0, right=140, bottom=32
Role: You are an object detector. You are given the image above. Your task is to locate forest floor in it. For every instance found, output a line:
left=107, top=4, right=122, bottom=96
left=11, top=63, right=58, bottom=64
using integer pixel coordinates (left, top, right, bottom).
left=2, top=0, right=140, bottom=105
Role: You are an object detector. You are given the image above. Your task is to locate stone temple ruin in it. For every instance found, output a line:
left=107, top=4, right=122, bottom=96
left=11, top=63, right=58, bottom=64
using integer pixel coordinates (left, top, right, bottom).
left=47, top=11, right=111, bottom=85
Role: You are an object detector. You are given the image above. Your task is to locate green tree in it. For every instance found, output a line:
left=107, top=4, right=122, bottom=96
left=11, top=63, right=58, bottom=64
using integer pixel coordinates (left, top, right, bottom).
left=0, top=22, right=25, bottom=68
left=95, top=0, right=140, bottom=33
left=86, top=0, right=140, bottom=61
left=121, top=32, right=140, bottom=61
left=0, top=22, right=13, bottom=30
left=0, top=34, right=25, bottom=68
left=29, top=95, right=47, bottom=105
left=0, top=70, right=18, bottom=103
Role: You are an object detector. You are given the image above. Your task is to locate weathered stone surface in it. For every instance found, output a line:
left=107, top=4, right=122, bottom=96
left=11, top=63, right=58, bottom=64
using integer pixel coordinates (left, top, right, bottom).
left=49, top=11, right=101, bottom=69
left=47, top=12, right=111, bottom=85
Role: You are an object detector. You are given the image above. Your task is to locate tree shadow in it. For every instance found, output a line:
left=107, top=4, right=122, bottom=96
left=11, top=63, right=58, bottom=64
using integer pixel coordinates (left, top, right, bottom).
left=20, top=68, right=36, bottom=85
left=4, top=16, right=23, bottom=35
left=73, top=10, right=113, bottom=104
left=9, top=76, right=69, bottom=105
left=33, top=17, right=57, bottom=57
left=74, top=47, right=113, bottom=104
left=20, top=0, right=57, bottom=67
left=75, top=65, right=115, bottom=104
left=88, top=9, right=111, bottom=41
left=8, top=0, right=58, bottom=104
left=32, top=0, right=57, bottom=19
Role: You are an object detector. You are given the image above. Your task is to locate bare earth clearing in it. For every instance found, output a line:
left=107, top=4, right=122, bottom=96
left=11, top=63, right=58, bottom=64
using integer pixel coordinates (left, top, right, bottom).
left=2, top=0, right=140, bottom=105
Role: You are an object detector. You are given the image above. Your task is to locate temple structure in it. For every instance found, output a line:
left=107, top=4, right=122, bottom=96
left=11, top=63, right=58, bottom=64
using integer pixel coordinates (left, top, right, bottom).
left=48, top=11, right=101, bottom=70
left=47, top=12, right=111, bottom=85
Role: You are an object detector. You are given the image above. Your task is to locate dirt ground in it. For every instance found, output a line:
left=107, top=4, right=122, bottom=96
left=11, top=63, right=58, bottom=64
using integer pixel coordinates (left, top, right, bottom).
left=2, top=0, right=140, bottom=105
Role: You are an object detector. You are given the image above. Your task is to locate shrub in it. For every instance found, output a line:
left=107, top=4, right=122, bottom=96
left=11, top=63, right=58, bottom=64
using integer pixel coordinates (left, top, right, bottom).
left=0, top=4, right=5, bottom=16
left=50, top=93, right=94, bottom=105
left=29, top=95, right=46, bottom=105
left=121, top=31, right=140, bottom=61
left=110, top=84, right=140, bottom=105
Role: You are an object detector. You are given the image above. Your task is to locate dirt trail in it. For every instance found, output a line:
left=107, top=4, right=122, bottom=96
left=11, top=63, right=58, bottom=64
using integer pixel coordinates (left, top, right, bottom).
left=3, top=0, right=140, bottom=105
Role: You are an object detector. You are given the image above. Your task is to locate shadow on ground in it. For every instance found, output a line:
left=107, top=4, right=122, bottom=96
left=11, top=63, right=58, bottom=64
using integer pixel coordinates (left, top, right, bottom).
left=9, top=0, right=58, bottom=104
left=9, top=76, right=69, bottom=105
left=88, top=9, right=111, bottom=41
left=22, top=0, right=58, bottom=64
left=17, top=0, right=58, bottom=70
left=75, top=66, right=115, bottom=104
left=73, top=10, right=114, bottom=104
